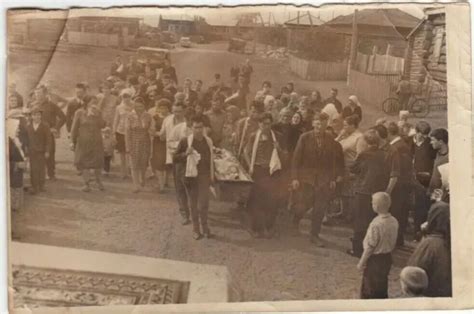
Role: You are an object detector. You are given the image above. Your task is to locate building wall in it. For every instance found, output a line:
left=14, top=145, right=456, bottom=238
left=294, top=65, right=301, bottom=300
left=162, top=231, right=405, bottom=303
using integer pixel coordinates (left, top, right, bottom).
left=406, top=12, right=447, bottom=107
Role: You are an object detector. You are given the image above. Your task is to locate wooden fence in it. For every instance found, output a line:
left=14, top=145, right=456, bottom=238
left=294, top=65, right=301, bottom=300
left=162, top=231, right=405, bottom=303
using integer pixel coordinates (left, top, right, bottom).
left=289, top=54, right=348, bottom=81
left=348, top=69, right=400, bottom=108
left=355, top=52, right=404, bottom=75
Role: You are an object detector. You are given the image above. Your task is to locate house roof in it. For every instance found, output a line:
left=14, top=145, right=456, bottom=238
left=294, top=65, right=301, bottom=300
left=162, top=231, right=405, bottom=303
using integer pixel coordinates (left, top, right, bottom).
left=325, top=8, right=419, bottom=29
left=406, top=7, right=445, bottom=39
left=160, top=14, right=195, bottom=22
left=284, top=12, right=325, bottom=27
left=235, top=13, right=265, bottom=28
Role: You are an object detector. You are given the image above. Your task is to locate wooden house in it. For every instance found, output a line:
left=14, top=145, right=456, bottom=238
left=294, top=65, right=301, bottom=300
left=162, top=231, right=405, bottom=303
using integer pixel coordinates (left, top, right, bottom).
left=405, top=7, right=447, bottom=107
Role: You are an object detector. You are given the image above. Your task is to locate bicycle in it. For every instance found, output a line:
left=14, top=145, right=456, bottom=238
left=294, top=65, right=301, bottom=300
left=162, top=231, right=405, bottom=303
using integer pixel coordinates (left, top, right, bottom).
left=381, top=94, right=430, bottom=118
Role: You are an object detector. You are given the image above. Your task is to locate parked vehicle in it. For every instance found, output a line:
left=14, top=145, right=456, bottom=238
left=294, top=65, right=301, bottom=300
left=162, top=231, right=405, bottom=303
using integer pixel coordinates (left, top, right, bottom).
left=228, top=38, right=246, bottom=53
left=180, top=37, right=192, bottom=48
left=136, top=47, right=171, bottom=69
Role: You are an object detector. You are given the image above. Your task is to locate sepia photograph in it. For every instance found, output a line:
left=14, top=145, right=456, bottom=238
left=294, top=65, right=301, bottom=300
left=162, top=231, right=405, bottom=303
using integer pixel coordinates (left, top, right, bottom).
left=3, top=2, right=472, bottom=312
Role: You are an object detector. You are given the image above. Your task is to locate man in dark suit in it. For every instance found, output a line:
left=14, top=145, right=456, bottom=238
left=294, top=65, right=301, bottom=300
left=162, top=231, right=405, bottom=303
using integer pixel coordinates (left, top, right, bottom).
left=66, top=83, right=91, bottom=134
left=291, top=112, right=344, bottom=247
left=386, top=122, right=414, bottom=247
left=349, top=129, right=390, bottom=257
left=34, top=85, right=66, bottom=180
left=26, top=107, right=52, bottom=194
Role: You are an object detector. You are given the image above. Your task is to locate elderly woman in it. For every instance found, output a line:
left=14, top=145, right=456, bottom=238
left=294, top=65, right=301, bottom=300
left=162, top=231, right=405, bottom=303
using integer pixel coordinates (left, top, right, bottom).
left=335, top=115, right=363, bottom=221
left=125, top=97, right=154, bottom=193
left=408, top=201, right=452, bottom=297
left=71, top=97, right=106, bottom=192
left=342, top=95, right=362, bottom=122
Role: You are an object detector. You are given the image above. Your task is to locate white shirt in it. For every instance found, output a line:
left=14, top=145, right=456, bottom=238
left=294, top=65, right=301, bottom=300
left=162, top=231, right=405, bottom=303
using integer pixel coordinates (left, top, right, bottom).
left=167, top=122, right=192, bottom=164
left=363, top=214, right=399, bottom=254
left=322, top=103, right=340, bottom=125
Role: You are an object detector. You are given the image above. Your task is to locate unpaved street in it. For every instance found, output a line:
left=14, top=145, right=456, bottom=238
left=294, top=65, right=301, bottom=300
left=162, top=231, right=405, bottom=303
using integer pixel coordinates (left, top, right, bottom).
left=10, top=42, right=418, bottom=301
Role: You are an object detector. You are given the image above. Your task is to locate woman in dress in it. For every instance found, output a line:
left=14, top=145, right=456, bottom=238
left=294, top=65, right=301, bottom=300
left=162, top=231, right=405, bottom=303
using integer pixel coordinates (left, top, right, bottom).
left=98, top=81, right=120, bottom=128
left=125, top=97, right=153, bottom=193
left=335, top=114, right=363, bottom=222
left=408, top=201, right=452, bottom=297
left=71, top=97, right=106, bottom=192
left=342, top=95, right=363, bottom=122
left=112, top=89, right=134, bottom=178
left=150, top=98, right=170, bottom=192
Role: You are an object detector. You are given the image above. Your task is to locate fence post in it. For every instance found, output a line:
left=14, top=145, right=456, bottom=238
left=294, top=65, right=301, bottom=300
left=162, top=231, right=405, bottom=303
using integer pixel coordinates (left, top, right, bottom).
left=347, top=9, right=358, bottom=86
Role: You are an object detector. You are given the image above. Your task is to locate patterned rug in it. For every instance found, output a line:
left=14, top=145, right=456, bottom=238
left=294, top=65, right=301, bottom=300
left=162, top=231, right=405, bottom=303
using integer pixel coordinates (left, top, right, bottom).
left=12, top=265, right=190, bottom=308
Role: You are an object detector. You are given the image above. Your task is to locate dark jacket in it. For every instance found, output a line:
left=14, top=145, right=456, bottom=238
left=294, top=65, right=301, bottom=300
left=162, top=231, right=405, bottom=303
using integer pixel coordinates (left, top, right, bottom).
left=292, top=130, right=344, bottom=188
left=38, top=99, right=66, bottom=131
left=66, top=96, right=91, bottom=133
left=351, top=146, right=389, bottom=195
left=162, top=66, right=178, bottom=84
left=389, top=138, right=414, bottom=185
left=26, top=122, right=52, bottom=154
left=324, top=96, right=343, bottom=114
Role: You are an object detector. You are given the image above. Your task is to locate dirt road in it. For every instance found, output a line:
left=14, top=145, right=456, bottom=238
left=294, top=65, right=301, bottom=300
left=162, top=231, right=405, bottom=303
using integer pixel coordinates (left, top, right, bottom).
left=10, top=42, right=421, bottom=301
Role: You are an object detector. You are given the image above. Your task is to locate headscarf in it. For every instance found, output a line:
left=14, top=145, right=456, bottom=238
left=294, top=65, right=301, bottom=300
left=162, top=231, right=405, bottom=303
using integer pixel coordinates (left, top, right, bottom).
left=348, top=95, right=361, bottom=107
left=426, top=201, right=450, bottom=246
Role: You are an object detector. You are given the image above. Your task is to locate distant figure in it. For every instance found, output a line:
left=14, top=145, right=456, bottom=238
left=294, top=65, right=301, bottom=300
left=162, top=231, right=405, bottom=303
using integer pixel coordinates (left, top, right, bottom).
left=357, top=192, right=398, bottom=299
left=324, top=88, right=343, bottom=114
left=26, top=107, right=52, bottom=195
left=342, top=95, right=362, bottom=122
left=396, top=75, right=412, bottom=111
left=161, top=59, right=178, bottom=84
left=110, top=55, right=127, bottom=80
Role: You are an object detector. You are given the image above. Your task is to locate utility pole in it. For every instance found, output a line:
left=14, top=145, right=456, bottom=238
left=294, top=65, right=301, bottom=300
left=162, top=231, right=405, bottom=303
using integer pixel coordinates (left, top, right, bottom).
left=347, top=9, right=358, bottom=86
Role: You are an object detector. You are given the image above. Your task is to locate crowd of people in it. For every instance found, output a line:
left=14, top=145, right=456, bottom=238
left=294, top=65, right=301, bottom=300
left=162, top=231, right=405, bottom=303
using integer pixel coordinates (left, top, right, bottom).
left=7, top=55, right=451, bottom=299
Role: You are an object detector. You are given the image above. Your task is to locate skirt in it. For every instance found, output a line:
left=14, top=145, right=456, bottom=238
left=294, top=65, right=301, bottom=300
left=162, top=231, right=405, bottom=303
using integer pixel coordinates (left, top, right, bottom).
left=115, top=132, right=126, bottom=153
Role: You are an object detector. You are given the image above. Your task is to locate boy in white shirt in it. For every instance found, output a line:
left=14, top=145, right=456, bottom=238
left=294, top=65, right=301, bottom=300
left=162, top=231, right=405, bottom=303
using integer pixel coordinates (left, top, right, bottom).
left=357, top=192, right=399, bottom=299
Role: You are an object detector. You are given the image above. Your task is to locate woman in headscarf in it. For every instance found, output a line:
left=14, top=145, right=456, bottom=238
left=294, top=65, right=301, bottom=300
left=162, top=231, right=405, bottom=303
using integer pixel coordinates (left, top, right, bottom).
left=125, top=97, right=154, bottom=193
left=342, top=95, right=362, bottom=122
left=71, top=97, right=106, bottom=192
left=407, top=201, right=451, bottom=297
left=220, top=105, right=240, bottom=154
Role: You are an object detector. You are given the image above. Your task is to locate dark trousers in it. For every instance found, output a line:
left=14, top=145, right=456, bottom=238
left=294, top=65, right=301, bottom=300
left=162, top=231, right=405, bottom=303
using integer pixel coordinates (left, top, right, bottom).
left=46, top=134, right=56, bottom=178
left=399, top=94, right=410, bottom=111
left=103, top=155, right=112, bottom=173
left=413, top=184, right=430, bottom=235
left=30, top=152, right=46, bottom=191
left=352, top=193, right=376, bottom=257
left=185, top=174, right=211, bottom=234
left=311, top=185, right=332, bottom=237
left=391, top=185, right=410, bottom=246
left=173, top=165, right=189, bottom=219
left=247, top=166, right=278, bottom=232
left=360, top=253, right=392, bottom=299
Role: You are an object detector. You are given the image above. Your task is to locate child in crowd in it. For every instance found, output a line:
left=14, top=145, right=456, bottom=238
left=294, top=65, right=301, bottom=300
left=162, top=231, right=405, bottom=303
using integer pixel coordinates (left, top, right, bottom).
left=399, top=266, right=429, bottom=298
left=26, top=107, right=52, bottom=194
left=357, top=192, right=399, bottom=299
left=102, top=127, right=115, bottom=176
